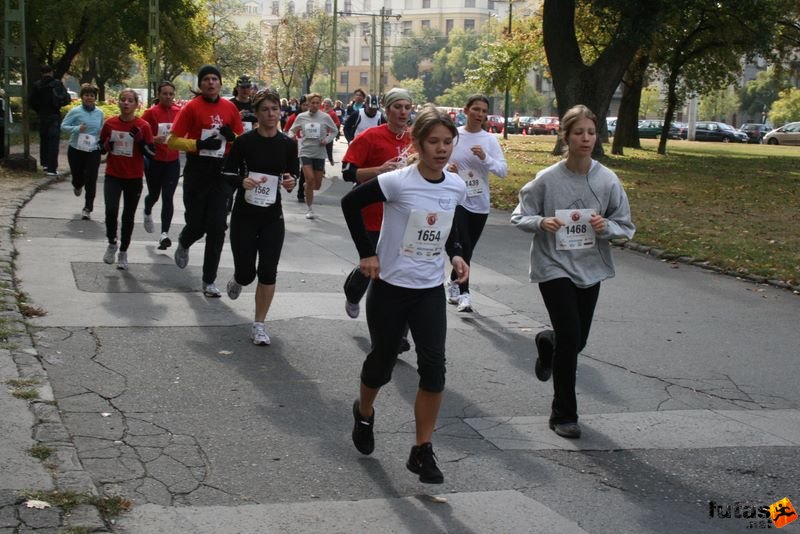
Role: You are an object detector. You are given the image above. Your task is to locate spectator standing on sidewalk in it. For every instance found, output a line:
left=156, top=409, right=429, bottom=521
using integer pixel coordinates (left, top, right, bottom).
left=167, top=65, right=243, bottom=297
left=341, top=104, right=468, bottom=485
left=288, top=93, right=337, bottom=220
left=29, top=64, right=71, bottom=175
left=99, top=89, right=155, bottom=271
left=510, top=104, right=635, bottom=439
left=222, top=89, right=297, bottom=346
left=141, top=81, right=182, bottom=250
left=445, top=94, right=507, bottom=313
left=60, top=83, right=104, bottom=220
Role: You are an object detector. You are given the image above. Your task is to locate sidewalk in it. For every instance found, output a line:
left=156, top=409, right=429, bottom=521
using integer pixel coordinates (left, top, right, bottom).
left=1, top=139, right=110, bottom=531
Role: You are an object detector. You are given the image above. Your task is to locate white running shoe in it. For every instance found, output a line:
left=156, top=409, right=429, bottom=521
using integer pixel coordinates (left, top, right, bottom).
left=116, top=251, right=129, bottom=271
left=457, top=293, right=473, bottom=313
left=203, top=282, right=222, bottom=298
left=446, top=280, right=460, bottom=305
left=227, top=278, right=242, bottom=300
left=345, top=300, right=360, bottom=319
left=158, top=233, right=172, bottom=250
left=143, top=213, right=154, bottom=233
left=103, top=243, right=118, bottom=264
left=251, top=322, right=271, bottom=345
left=81, top=208, right=91, bottom=220
left=305, top=209, right=315, bottom=220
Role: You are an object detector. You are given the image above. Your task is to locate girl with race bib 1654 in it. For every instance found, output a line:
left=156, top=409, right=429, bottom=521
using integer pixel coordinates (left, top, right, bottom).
left=341, top=104, right=468, bottom=485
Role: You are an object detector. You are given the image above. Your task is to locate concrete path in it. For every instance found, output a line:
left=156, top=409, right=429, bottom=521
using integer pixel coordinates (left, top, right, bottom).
left=3, top=137, right=800, bottom=533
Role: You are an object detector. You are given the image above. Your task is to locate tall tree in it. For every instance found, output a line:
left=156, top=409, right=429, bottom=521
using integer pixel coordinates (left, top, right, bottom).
left=648, top=0, right=785, bottom=154
left=542, top=0, right=663, bottom=155
left=390, top=29, right=448, bottom=81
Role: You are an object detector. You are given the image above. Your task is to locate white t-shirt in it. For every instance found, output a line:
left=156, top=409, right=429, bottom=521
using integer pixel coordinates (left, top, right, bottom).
left=376, top=165, right=467, bottom=289
left=450, top=127, right=507, bottom=214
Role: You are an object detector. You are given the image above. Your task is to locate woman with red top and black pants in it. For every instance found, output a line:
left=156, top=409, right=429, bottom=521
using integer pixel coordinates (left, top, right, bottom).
left=167, top=65, right=244, bottom=297
left=100, top=89, right=155, bottom=270
left=141, top=81, right=182, bottom=249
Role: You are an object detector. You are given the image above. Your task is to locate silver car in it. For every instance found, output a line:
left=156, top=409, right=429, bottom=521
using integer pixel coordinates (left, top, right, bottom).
left=763, top=122, right=800, bottom=146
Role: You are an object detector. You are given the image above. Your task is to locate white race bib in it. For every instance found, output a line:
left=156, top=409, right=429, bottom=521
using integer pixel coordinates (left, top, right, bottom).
left=555, top=209, right=596, bottom=250
left=401, top=209, right=454, bottom=260
left=459, top=168, right=483, bottom=197
left=244, top=172, right=279, bottom=207
left=110, top=130, right=133, bottom=157
left=303, top=122, right=321, bottom=139
left=157, top=122, right=172, bottom=137
left=76, top=133, right=97, bottom=152
left=199, top=128, right=226, bottom=158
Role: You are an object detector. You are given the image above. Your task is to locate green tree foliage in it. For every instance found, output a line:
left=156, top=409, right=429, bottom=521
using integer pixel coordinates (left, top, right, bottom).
left=639, top=86, right=662, bottom=119
left=390, top=29, right=448, bottom=81
left=426, top=30, right=482, bottom=101
left=435, top=82, right=482, bottom=108
left=739, top=68, right=793, bottom=123
left=394, top=79, right=427, bottom=106
left=699, top=88, right=741, bottom=123
left=206, top=1, right=264, bottom=83
left=647, top=0, right=786, bottom=154
left=769, top=87, right=800, bottom=125
left=465, top=17, right=542, bottom=106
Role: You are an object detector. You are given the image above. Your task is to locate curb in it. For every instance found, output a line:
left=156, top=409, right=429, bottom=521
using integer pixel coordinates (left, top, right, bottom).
left=0, top=172, right=110, bottom=532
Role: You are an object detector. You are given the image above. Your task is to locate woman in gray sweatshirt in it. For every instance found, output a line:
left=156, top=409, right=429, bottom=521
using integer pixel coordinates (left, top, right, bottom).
left=510, top=104, right=635, bottom=439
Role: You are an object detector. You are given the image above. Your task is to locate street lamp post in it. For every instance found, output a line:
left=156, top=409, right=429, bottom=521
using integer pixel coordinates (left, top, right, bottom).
left=503, top=0, right=512, bottom=140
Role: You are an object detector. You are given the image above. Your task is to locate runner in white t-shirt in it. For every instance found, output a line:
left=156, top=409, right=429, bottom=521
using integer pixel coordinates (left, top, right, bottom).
left=341, top=105, right=468, bottom=484
left=446, top=94, right=507, bottom=312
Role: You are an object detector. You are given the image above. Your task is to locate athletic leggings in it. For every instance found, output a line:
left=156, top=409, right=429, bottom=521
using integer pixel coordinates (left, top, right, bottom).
left=229, top=212, right=285, bottom=286
left=179, top=156, right=231, bottom=285
left=144, top=158, right=180, bottom=234
left=538, top=278, right=601, bottom=425
left=449, top=205, right=488, bottom=294
left=104, top=175, right=143, bottom=252
left=67, top=146, right=101, bottom=212
left=362, top=279, right=447, bottom=393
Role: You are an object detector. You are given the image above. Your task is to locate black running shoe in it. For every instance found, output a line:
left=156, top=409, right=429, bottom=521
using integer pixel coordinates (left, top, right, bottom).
left=534, top=330, right=555, bottom=382
left=351, top=400, right=375, bottom=455
left=406, top=442, right=443, bottom=484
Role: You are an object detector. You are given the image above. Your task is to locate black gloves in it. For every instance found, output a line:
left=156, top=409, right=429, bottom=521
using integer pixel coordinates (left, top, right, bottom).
left=128, top=126, right=140, bottom=139
left=218, top=125, right=236, bottom=142
left=197, top=136, right=222, bottom=151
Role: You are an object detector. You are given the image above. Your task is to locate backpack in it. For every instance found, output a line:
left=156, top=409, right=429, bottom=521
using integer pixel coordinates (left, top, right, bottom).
left=51, top=80, right=70, bottom=109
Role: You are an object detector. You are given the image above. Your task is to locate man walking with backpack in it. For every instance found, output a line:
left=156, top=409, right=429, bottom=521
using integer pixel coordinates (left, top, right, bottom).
left=29, top=64, right=71, bottom=176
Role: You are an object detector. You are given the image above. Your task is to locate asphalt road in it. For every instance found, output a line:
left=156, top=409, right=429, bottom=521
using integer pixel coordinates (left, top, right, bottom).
left=11, top=139, right=800, bottom=533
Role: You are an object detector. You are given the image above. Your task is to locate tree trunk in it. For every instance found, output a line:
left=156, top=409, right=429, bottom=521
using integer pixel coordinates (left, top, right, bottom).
left=612, top=54, right=649, bottom=154
left=657, top=72, right=682, bottom=155
left=543, top=0, right=660, bottom=157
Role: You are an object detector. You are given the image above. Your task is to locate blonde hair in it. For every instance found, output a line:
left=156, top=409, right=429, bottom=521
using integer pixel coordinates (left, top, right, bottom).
left=118, top=88, right=139, bottom=104
left=305, top=92, right=322, bottom=103
left=559, top=104, right=597, bottom=155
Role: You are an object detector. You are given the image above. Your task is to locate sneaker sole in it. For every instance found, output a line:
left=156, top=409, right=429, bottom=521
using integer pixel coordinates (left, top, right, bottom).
left=252, top=338, right=270, bottom=346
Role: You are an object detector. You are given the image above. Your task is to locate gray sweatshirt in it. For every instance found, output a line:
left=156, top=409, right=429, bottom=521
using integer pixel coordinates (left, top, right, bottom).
left=510, top=159, right=635, bottom=287
left=289, top=111, right=337, bottom=160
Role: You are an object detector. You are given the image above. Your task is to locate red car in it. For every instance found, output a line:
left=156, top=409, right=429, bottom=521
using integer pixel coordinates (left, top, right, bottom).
left=486, top=115, right=506, bottom=133
left=530, top=116, right=560, bottom=135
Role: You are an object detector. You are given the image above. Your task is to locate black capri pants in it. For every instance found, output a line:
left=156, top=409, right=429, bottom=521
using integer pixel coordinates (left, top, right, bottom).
left=362, top=279, right=447, bottom=393
left=229, top=212, right=285, bottom=286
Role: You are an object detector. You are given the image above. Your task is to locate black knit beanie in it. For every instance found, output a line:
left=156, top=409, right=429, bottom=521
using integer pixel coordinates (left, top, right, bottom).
left=197, top=65, right=222, bottom=85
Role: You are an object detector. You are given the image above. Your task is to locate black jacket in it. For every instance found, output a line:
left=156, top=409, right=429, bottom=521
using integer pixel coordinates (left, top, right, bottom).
left=30, top=76, right=69, bottom=116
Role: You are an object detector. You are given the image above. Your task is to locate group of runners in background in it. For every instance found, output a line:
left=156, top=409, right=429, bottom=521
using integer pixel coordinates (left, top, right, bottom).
left=53, top=63, right=634, bottom=484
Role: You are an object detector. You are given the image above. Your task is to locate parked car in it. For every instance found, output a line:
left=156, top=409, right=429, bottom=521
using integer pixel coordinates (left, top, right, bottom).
left=637, top=120, right=682, bottom=139
left=486, top=115, right=505, bottom=133
left=520, top=116, right=538, bottom=134
left=530, top=116, right=560, bottom=135
left=739, top=123, right=772, bottom=144
left=606, top=117, right=617, bottom=136
left=682, top=121, right=748, bottom=143
left=505, top=116, right=530, bottom=134
left=763, top=122, right=800, bottom=145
